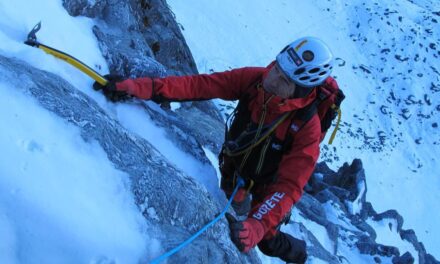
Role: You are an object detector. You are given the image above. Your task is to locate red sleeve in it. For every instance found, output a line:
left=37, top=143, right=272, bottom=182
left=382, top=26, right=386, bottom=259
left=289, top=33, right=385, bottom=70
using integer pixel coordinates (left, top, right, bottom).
left=115, top=67, right=265, bottom=102
left=250, top=115, right=321, bottom=236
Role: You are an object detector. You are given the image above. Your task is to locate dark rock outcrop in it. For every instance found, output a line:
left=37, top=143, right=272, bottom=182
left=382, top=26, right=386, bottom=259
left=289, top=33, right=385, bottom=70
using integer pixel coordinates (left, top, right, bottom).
left=322, top=159, right=366, bottom=203
left=356, top=236, right=400, bottom=257
left=393, top=252, right=415, bottom=264
left=373, top=210, right=404, bottom=232
left=297, top=159, right=439, bottom=263
left=63, top=0, right=224, bottom=155
left=63, top=0, right=196, bottom=74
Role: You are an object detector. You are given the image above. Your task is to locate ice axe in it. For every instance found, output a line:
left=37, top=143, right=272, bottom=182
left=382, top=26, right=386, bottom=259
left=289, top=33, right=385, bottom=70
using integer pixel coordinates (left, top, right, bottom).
left=24, top=22, right=108, bottom=86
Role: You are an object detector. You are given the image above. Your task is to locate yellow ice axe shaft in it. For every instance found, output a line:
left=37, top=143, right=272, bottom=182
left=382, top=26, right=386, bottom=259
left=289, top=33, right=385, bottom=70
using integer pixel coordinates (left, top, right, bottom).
left=24, top=22, right=108, bottom=86
left=37, top=43, right=108, bottom=85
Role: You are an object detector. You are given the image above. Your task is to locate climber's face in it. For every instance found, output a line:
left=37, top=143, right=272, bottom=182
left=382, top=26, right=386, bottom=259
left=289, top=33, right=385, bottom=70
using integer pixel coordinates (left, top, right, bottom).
left=263, top=63, right=297, bottom=99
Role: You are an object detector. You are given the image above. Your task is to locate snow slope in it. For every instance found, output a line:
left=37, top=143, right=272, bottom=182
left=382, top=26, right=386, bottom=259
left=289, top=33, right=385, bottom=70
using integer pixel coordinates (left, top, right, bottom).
left=0, top=1, right=158, bottom=263
left=0, top=82, right=150, bottom=264
left=0, top=1, right=221, bottom=262
left=167, top=0, right=440, bottom=259
left=0, top=0, right=439, bottom=263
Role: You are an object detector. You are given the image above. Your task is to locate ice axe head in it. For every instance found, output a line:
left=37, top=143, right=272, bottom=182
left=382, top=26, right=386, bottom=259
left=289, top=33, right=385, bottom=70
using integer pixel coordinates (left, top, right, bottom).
left=24, top=22, right=41, bottom=46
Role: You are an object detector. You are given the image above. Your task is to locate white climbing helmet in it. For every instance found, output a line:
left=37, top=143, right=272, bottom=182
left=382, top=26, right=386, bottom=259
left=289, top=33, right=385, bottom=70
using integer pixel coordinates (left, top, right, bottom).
left=276, top=37, right=334, bottom=88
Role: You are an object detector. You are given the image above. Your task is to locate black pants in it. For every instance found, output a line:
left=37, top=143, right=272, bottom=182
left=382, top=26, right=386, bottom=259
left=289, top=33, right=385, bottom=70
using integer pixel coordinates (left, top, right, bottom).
left=258, top=231, right=308, bottom=264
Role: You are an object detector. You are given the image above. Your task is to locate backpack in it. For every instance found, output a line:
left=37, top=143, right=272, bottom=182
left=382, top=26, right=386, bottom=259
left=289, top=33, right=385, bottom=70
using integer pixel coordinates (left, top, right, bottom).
left=293, top=76, right=345, bottom=145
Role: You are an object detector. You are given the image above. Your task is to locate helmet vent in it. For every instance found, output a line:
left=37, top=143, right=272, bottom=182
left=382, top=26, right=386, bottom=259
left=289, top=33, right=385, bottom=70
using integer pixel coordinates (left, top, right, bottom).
left=299, top=76, right=310, bottom=81
left=310, top=78, right=320, bottom=83
left=308, top=68, right=320, bottom=74
left=294, top=68, right=306, bottom=75
left=319, top=71, right=328, bottom=76
left=324, top=64, right=330, bottom=68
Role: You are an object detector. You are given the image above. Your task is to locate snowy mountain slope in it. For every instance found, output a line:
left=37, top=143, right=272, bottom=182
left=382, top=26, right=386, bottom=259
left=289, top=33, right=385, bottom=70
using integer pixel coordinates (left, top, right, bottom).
left=0, top=1, right=257, bottom=263
left=0, top=1, right=155, bottom=262
left=0, top=0, right=439, bottom=263
left=0, top=60, right=151, bottom=263
left=0, top=49, right=255, bottom=264
left=167, top=0, right=440, bottom=259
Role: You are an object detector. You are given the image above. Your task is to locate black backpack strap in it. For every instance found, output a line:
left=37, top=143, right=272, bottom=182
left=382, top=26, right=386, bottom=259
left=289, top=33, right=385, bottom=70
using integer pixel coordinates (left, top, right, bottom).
left=297, top=100, right=319, bottom=123
left=282, top=100, right=319, bottom=152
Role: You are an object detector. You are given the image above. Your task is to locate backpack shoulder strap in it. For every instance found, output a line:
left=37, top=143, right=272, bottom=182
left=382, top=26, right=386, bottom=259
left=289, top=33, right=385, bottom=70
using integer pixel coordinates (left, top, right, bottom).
left=282, top=99, right=319, bottom=152
left=281, top=84, right=332, bottom=150
left=296, top=86, right=329, bottom=124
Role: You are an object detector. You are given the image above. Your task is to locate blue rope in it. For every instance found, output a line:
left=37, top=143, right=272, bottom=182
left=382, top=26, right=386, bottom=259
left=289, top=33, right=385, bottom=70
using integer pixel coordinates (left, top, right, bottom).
left=150, top=177, right=245, bottom=264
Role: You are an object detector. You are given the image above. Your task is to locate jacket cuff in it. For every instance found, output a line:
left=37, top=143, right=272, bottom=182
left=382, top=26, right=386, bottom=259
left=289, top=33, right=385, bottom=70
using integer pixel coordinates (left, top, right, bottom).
left=115, top=78, right=154, bottom=99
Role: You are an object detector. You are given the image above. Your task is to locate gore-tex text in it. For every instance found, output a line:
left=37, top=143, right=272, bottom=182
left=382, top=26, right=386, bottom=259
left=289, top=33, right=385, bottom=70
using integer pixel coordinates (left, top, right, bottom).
left=252, top=192, right=286, bottom=220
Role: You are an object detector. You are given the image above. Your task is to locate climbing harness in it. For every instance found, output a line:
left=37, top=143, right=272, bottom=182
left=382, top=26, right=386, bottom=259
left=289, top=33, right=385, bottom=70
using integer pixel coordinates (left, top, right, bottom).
left=24, top=22, right=108, bottom=86
left=149, top=177, right=245, bottom=264
left=223, top=110, right=291, bottom=157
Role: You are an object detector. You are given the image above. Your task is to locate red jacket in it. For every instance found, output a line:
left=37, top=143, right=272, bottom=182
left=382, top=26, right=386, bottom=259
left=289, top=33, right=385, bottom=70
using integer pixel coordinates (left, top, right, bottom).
left=116, top=65, right=322, bottom=238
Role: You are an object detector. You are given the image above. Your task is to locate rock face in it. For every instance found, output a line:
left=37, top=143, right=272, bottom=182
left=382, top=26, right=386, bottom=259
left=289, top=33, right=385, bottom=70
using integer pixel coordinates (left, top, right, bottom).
left=66, top=0, right=224, bottom=149
left=62, top=0, right=197, bottom=76
left=294, top=159, right=440, bottom=264
left=0, top=55, right=259, bottom=263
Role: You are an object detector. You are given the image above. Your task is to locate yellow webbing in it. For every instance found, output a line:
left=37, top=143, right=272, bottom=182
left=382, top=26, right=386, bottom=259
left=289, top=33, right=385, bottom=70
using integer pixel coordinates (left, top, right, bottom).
left=328, top=104, right=342, bottom=145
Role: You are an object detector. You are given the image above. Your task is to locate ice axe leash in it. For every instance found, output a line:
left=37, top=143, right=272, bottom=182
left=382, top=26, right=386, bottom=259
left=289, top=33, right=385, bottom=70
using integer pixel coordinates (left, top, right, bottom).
left=24, top=22, right=108, bottom=86
left=150, top=177, right=245, bottom=264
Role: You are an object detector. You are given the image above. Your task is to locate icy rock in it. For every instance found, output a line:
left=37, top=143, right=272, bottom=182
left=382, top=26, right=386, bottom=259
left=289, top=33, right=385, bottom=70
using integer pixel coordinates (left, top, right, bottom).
left=62, top=0, right=106, bottom=17
left=92, top=25, right=167, bottom=79
left=64, top=0, right=224, bottom=156
left=392, top=251, right=415, bottom=264
left=296, top=193, right=329, bottom=226
left=305, top=172, right=330, bottom=194
left=0, top=55, right=260, bottom=264
left=373, top=210, right=404, bottom=232
left=301, top=160, right=439, bottom=263
left=295, top=223, right=341, bottom=264
left=356, top=236, right=400, bottom=257
left=323, top=159, right=365, bottom=200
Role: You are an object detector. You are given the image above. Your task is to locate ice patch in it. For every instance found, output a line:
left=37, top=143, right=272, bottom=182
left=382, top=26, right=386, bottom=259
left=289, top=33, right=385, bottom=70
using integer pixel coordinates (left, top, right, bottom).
left=346, top=180, right=366, bottom=215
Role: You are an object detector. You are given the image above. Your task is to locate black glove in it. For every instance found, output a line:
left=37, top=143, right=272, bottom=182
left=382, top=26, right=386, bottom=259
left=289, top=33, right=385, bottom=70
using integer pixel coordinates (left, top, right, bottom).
left=93, top=74, right=131, bottom=102
left=225, top=213, right=265, bottom=252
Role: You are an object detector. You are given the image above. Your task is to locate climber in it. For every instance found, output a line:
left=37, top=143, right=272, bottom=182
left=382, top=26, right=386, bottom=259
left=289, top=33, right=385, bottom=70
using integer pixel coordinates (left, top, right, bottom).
left=93, top=36, right=341, bottom=264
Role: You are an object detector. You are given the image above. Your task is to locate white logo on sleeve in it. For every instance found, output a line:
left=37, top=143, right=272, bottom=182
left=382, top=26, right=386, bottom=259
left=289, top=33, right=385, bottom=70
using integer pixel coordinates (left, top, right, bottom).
left=252, top=192, right=286, bottom=220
